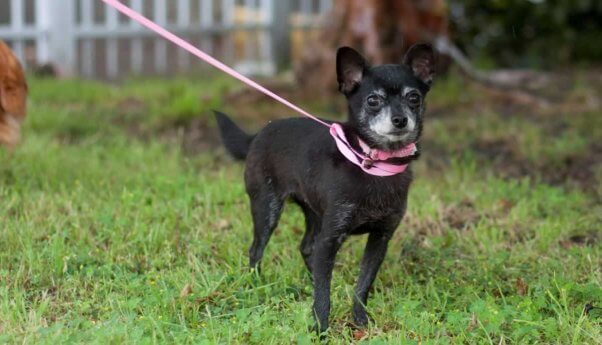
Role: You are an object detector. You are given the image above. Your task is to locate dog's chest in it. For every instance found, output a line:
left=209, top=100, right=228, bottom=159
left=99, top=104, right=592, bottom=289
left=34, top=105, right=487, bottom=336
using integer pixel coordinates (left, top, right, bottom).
left=346, top=174, right=411, bottom=222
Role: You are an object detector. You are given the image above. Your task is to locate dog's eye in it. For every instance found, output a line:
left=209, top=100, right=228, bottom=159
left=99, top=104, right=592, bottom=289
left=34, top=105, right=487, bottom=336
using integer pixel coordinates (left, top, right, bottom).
left=406, top=91, right=421, bottom=107
left=366, top=95, right=383, bottom=108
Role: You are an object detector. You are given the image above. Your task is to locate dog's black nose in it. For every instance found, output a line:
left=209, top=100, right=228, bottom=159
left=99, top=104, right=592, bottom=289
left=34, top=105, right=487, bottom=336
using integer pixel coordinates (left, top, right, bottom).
left=391, top=116, right=408, bottom=128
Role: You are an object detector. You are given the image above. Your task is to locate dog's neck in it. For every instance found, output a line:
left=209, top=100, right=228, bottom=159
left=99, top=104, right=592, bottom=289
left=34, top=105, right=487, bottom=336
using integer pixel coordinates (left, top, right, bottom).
left=330, top=123, right=419, bottom=175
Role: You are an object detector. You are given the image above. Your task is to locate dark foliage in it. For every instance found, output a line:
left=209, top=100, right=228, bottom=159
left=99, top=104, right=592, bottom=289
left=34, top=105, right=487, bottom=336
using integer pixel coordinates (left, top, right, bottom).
left=449, top=0, right=602, bottom=68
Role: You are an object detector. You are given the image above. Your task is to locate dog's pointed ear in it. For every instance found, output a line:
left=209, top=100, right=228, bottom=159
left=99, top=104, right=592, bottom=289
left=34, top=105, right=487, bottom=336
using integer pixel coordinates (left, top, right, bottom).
left=336, top=47, right=367, bottom=94
left=403, top=43, right=435, bottom=86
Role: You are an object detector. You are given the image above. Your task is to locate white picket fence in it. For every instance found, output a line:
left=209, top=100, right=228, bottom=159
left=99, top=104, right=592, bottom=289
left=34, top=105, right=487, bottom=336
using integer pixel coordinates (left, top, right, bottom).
left=0, top=0, right=331, bottom=78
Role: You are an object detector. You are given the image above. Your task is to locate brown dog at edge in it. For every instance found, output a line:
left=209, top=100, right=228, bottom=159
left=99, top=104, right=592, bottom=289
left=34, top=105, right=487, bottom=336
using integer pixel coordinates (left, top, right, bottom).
left=0, top=40, right=27, bottom=149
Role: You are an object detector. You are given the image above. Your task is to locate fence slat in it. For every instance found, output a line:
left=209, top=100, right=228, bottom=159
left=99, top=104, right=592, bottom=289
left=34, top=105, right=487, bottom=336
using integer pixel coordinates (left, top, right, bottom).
left=259, top=0, right=272, bottom=61
left=82, top=39, right=94, bottom=77
left=261, top=0, right=271, bottom=23
left=106, top=3, right=119, bottom=78
left=129, top=0, right=142, bottom=27
left=244, top=0, right=254, bottom=63
left=177, top=0, right=191, bottom=71
left=199, top=0, right=214, bottom=57
left=10, top=0, right=23, bottom=30
left=35, top=0, right=50, bottom=63
left=129, top=0, right=143, bottom=73
left=300, top=0, right=311, bottom=15
left=271, top=0, right=291, bottom=70
left=80, top=0, right=95, bottom=75
left=131, top=38, right=143, bottom=73
left=222, top=0, right=234, bottom=64
left=81, top=0, right=93, bottom=27
left=9, top=0, right=24, bottom=64
left=153, top=0, right=167, bottom=73
left=200, top=0, right=213, bottom=27
left=319, top=0, right=331, bottom=13
left=178, top=0, right=191, bottom=26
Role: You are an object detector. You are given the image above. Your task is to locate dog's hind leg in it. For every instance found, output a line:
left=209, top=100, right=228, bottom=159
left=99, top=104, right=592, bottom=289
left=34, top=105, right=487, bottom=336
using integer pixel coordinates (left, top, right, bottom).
left=352, top=217, right=400, bottom=327
left=299, top=204, right=320, bottom=274
left=248, top=187, right=284, bottom=272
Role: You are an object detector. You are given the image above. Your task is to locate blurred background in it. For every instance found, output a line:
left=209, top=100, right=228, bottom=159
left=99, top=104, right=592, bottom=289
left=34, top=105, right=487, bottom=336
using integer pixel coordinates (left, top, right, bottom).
left=0, top=1, right=601, bottom=342
left=2, top=0, right=600, bottom=78
left=0, top=0, right=331, bottom=77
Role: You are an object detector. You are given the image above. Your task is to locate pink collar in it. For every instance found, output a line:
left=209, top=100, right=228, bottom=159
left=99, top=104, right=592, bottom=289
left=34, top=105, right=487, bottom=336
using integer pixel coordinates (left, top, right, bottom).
left=329, top=123, right=417, bottom=176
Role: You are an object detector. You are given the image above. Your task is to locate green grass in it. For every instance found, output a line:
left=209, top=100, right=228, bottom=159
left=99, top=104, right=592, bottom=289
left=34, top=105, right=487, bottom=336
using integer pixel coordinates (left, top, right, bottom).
left=0, top=75, right=600, bottom=344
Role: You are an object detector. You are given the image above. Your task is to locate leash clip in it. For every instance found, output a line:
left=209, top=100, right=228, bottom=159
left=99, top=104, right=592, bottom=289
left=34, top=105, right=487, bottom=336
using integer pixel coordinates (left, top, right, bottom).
left=362, top=158, right=374, bottom=169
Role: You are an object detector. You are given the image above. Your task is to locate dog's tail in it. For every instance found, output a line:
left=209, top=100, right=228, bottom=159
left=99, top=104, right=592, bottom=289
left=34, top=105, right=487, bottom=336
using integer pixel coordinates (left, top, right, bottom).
left=214, top=111, right=255, bottom=161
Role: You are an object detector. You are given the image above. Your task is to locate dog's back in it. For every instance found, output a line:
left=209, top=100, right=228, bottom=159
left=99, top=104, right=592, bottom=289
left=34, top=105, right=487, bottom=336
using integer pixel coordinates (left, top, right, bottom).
left=0, top=40, right=28, bottom=148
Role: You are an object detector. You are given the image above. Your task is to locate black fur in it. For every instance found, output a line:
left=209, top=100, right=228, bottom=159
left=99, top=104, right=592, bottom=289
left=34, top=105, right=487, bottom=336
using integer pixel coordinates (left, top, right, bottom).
left=216, top=44, right=435, bottom=333
left=214, top=111, right=255, bottom=160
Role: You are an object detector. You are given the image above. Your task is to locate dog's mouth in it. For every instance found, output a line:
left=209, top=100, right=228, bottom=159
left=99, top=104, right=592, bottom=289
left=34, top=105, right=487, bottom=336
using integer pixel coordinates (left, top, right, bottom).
left=387, top=129, right=410, bottom=136
left=378, top=128, right=415, bottom=140
left=361, top=129, right=417, bottom=151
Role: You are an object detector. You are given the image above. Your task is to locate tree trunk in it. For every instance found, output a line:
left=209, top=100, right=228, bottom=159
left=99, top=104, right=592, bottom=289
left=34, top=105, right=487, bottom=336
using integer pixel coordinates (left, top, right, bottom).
left=295, top=0, right=449, bottom=95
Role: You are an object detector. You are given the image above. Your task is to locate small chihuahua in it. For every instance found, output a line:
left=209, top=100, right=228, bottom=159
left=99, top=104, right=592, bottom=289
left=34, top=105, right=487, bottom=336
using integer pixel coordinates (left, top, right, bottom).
left=216, top=43, right=435, bottom=332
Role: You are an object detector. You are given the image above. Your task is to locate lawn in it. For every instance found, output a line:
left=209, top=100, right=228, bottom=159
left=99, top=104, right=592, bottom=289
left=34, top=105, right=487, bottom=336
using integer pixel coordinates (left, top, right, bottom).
left=0, top=74, right=600, bottom=344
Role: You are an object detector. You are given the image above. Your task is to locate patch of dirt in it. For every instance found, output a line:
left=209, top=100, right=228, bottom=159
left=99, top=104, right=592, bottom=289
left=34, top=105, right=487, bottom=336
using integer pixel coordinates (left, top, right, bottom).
left=405, top=216, right=445, bottom=238
left=470, top=138, right=530, bottom=177
left=416, top=123, right=599, bottom=198
left=559, top=230, right=600, bottom=249
left=403, top=199, right=481, bottom=240
left=516, top=277, right=529, bottom=296
left=421, top=142, right=452, bottom=171
left=504, top=223, right=536, bottom=245
left=112, top=97, right=148, bottom=138
left=442, top=199, right=480, bottom=230
left=471, top=139, right=602, bottom=198
left=161, top=117, right=222, bottom=156
left=545, top=143, right=602, bottom=188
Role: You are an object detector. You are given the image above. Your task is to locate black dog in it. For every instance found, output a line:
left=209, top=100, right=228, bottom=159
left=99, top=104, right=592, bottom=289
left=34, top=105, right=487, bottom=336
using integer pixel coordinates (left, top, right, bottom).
left=215, top=44, right=435, bottom=332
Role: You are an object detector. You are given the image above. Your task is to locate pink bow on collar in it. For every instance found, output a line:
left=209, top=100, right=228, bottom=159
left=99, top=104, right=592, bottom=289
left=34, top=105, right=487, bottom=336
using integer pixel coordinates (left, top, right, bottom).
left=329, top=123, right=417, bottom=176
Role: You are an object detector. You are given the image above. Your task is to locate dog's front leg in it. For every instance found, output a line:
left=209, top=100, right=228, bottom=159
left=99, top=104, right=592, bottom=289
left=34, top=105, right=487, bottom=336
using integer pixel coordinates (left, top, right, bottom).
left=352, top=220, right=398, bottom=326
left=311, top=208, right=351, bottom=333
left=311, top=233, right=345, bottom=333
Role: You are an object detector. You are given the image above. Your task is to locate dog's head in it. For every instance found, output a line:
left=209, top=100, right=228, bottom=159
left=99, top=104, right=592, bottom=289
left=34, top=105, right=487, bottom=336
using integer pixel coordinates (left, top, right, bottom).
left=336, top=44, right=435, bottom=150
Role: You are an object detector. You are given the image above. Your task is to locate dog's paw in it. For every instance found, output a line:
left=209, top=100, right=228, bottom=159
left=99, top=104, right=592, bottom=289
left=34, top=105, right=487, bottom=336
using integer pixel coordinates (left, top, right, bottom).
left=310, top=323, right=329, bottom=338
left=352, top=311, right=374, bottom=328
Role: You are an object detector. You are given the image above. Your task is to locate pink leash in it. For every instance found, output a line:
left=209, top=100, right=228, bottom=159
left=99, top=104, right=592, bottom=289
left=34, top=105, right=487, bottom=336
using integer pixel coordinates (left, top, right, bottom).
left=101, top=0, right=416, bottom=176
